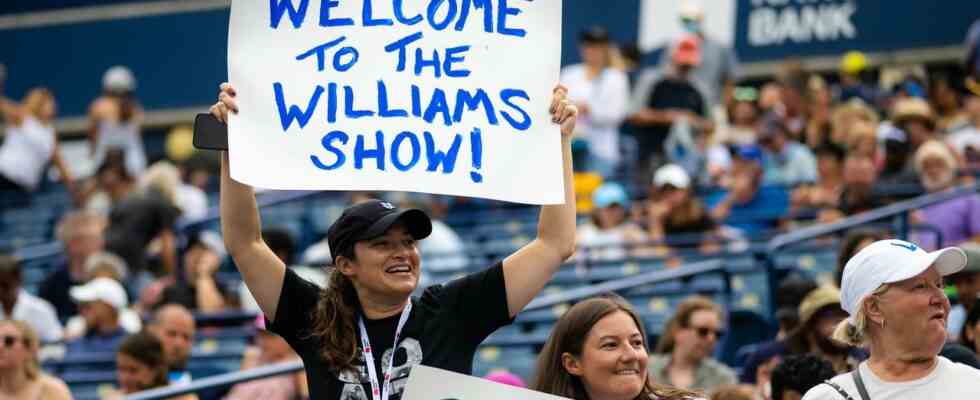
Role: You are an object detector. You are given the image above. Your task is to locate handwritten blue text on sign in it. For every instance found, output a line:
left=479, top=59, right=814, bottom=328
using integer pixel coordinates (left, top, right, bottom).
left=226, top=0, right=563, bottom=204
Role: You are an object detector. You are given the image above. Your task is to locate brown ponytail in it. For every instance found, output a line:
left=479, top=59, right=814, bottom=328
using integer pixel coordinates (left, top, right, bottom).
left=308, top=265, right=361, bottom=373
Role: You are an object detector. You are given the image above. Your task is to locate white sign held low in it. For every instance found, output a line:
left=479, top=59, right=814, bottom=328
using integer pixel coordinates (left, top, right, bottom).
left=402, top=365, right=571, bottom=400
left=226, top=0, right=564, bottom=204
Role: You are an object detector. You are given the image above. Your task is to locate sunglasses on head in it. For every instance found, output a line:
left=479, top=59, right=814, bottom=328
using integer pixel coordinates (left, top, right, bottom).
left=691, top=326, right=725, bottom=339
left=0, top=335, right=23, bottom=348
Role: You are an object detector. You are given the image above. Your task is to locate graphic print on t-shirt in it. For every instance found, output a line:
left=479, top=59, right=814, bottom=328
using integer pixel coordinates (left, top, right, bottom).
left=339, top=338, right=424, bottom=400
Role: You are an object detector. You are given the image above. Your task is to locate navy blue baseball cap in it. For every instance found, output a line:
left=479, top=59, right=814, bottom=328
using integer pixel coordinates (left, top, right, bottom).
left=327, top=200, right=432, bottom=262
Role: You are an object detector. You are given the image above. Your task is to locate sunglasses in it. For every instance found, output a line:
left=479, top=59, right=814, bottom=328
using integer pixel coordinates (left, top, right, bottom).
left=691, top=326, right=725, bottom=339
left=0, top=335, right=23, bottom=348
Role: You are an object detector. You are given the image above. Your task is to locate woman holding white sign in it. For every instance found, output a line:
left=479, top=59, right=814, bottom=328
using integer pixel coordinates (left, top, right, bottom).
left=211, top=82, right=578, bottom=400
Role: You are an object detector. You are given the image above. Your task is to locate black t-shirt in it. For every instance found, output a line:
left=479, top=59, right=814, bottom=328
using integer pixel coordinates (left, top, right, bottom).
left=159, top=280, right=231, bottom=311
left=269, top=262, right=512, bottom=400
left=38, top=261, right=83, bottom=322
left=104, top=190, right=180, bottom=272
left=636, top=77, right=706, bottom=158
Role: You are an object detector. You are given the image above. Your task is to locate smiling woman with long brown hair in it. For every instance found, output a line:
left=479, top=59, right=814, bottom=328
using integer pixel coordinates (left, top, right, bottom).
left=532, top=295, right=702, bottom=400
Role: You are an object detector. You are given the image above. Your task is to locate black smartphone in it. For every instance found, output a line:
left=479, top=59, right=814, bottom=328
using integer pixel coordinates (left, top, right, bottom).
left=193, top=113, right=228, bottom=151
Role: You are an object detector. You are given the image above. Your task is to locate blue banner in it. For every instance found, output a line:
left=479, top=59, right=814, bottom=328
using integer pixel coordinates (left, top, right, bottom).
left=734, top=0, right=979, bottom=62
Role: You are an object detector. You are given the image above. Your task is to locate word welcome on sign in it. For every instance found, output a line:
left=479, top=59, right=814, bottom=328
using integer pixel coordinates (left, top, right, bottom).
left=226, top=0, right=563, bottom=204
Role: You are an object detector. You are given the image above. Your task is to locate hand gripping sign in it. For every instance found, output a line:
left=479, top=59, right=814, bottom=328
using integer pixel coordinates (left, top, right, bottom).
left=227, top=0, right=564, bottom=204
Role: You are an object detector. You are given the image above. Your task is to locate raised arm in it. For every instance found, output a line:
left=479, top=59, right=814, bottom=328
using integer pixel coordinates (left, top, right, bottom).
left=211, top=83, right=286, bottom=321
left=502, top=86, right=578, bottom=317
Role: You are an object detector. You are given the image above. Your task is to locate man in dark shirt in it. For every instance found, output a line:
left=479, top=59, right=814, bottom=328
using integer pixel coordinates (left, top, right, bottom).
left=104, top=187, right=180, bottom=276
left=39, top=211, right=107, bottom=321
left=160, top=231, right=231, bottom=313
left=629, top=34, right=712, bottom=181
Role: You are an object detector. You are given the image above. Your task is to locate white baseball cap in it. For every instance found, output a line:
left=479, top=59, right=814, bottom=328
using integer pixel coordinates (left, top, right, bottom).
left=70, top=277, right=128, bottom=312
left=840, top=239, right=967, bottom=324
left=102, top=65, right=136, bottom=92
left=653, top=164, right=691, bottom=189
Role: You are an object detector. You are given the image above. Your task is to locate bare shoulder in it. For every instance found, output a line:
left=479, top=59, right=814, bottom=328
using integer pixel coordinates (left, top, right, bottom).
left=39, top=374, right=73, bottom=400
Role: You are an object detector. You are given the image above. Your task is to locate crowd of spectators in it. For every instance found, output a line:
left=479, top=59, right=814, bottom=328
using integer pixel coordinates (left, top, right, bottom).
left=0, top=3, right=979, bottom=399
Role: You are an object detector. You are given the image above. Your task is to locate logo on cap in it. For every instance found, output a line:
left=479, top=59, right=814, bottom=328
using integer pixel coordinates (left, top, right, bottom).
left=380, top=202, right=395, bottom=210
left=890, top=241, right=918, bottom=251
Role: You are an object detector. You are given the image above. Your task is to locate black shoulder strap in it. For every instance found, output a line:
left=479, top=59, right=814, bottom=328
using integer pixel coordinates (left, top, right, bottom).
left=851, top=368, right=872, bottom=400
left=823, top=380, right=856, bottom=400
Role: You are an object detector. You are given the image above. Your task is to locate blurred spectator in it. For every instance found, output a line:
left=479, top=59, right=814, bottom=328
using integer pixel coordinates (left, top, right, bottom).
left=876, top=123, right=920, bottom=185
left=0, top=87, right=77, bottom=200
left=949, top=244, right=980, bottom=341
left=911, top=140, right=980, bottom=250
left=770, top=355, right=836, bottom=400
left=484, top=371, right=526, bottom=388
left=80, top=149, right=136, bottom=215
left=804, top=76, right=834, bottom=152
left=147, top=304, right=195, bottom=385
left=0, top=320, right=71, bottom=400
left=961, top=299, right=980, bottom=357
left=0, top=255, right=63, bottom=343
left=109, top=331, right=197, bottom=400
left=834, top=229, right=887, bottom=288
left=651, top=296, right=735, bottom=392
left=773, top=274, right=818, bottom=339
left=66, top=277, right=129, bottom=353
left=829, top=99, right=878, bottom=154
left=225, top=314, right=307, bottom=400
left=758, top=115, right=817, bottom=185
left=662, top=1, right=739, bottom=106
left=891, top=97, right=937, bottom=154
left=560, top=26, right=630, bottom=178
left=39, top=210, right=107, bottom=322
left=630, top=34, right=711, bottom=182
left=947, top=93, right=980, bottom=171
left=643, top=164, right=718, bottom=250
left=846, top=120, right=878, bottom=160
left=158, top=230, right=231, bottom=313
left=740, top=286, right=863, bottom=385
left=709, top=146, right=788, bottom=235
left=790, top=145, right=844, bottom=212
left=175, top=172, right=208, bottom=222
left=820, top=154, right=882, bottom=221
left=88, top=65, right=147, bottom=178
left=835, top=51, right=877, bottom=105
left=717, top=87, right=760, bottom=146
left=930, top=74, right=968, bottom=133
left=774, top=63, right=808, bottom=139
left=576, top=182, right=646, bottom=261
left=64, top=252, right=141, bottom=340
left=242, top=228, right=326, bottom=312
left=708, top=384, right=755, bottom=400
left=758, top=82, right=783, bottom=115
left=104, top=160, right=181, bottom=281
left=403, top=195, right=467, bottom=273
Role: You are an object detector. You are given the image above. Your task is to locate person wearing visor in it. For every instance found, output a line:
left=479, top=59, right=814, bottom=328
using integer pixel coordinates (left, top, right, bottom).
left=210, top=83, right=578, bottom=399
left=803, top=240, right=980, bottom=399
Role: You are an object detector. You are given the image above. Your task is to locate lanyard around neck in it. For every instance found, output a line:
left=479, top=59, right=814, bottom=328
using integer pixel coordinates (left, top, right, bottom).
left=358, top=301, right=412, bottom=400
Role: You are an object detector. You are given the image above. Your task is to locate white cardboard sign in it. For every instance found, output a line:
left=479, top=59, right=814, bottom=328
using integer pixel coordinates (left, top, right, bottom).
left=227, top=0, right=564, bottom=204
left=402, top=365, right=572, bottom=400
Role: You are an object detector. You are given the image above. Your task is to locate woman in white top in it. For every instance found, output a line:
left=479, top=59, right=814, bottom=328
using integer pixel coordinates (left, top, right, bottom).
left=88, top=66, right=147, bottom=178
left=577, top=182, right=646, bottom=261
left=803, top=239, right=980, bottom=399
left=560, top=26, right=630, bottom=178
left=0, top=87, right=76, bottom=198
